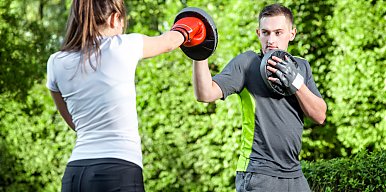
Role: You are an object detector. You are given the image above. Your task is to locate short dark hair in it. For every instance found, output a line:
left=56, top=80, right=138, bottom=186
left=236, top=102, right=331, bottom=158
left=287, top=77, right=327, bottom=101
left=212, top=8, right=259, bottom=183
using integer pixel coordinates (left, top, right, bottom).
left=258, top=4, right=294, bottom=26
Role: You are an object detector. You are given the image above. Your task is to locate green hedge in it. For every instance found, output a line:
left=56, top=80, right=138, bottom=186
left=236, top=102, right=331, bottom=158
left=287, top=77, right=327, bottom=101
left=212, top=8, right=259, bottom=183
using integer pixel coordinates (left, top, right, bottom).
left=0, top=84, right=75, bottom=192
left=303, top=150, right=386, bottom=192
left=325, top=0, right=386, bottom=154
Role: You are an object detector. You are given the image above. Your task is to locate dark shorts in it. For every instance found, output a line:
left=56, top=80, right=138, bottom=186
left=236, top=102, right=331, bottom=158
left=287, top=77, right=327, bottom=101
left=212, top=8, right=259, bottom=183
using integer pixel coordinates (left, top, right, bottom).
left=235, top=171, right=311, bottom=192
left=61, top=158, right=145, bottom=192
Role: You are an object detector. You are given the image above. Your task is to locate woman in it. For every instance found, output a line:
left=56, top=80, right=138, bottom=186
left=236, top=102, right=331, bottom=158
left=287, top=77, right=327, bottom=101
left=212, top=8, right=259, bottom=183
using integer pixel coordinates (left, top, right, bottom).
left=46, top=0, right=205, bottom=191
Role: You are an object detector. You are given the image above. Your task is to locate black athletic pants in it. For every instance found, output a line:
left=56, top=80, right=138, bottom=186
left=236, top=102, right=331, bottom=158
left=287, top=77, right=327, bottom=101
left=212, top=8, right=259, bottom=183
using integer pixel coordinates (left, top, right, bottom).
left=61, top=158, right=145, bottom=192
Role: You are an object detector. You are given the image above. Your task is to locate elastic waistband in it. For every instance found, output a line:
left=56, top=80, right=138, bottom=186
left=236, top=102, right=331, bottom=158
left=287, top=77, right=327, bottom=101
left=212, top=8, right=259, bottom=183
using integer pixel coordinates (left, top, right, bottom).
left=67, top=158, right=140, bottom=168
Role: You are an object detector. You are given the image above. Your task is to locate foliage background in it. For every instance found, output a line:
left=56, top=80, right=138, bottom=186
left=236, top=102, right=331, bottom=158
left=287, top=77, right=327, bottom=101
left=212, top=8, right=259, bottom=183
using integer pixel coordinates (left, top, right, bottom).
left=0, top=0, right=385, bottom=191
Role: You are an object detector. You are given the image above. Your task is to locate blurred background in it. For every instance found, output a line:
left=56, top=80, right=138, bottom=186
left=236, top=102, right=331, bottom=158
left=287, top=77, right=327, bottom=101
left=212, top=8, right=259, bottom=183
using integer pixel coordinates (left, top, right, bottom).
left=0, top=0, right=385, bottom=191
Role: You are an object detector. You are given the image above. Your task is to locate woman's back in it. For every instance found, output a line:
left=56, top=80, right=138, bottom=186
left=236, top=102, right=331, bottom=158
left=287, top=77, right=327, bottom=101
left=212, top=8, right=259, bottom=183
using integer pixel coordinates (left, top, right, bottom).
left=47, top=34, right=144, bottom=167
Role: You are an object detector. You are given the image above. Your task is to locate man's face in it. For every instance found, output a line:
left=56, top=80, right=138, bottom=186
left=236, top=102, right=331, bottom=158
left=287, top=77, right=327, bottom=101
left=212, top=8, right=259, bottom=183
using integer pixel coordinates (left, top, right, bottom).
left=257, top=15, right=296, bottom=54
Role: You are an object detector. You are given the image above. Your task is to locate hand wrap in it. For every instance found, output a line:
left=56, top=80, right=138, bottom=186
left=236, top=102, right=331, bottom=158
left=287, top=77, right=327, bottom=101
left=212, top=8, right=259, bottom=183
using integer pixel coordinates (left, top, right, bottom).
left=260, top=49, right=303, bottom=96
left=272, top=56, right=304, bottom=95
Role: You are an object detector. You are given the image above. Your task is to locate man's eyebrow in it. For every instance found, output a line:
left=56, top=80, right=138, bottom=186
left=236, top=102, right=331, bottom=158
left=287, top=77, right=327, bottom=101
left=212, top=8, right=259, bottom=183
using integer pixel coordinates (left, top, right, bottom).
left=261, top=28, right=285, bottom=31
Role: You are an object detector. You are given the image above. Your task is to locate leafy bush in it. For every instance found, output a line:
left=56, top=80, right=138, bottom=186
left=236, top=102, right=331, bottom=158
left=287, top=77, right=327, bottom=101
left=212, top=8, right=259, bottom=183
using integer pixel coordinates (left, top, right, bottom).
left=0, top=84, right=75, bottom=192
left=325, top=0, right=386, bottom=154
left=0, top=0, right=66, bottom=100
left=303, top=150, right=386, bottom=192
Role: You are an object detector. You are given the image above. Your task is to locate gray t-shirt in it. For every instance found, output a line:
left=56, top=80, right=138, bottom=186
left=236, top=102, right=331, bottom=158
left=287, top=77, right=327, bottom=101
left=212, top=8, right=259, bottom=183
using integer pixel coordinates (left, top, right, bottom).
left=213, top=50, right=322, bottom=178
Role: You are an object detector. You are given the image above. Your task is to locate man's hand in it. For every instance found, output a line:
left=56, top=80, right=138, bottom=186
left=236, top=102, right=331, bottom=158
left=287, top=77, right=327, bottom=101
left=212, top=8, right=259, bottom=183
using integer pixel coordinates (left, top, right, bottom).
left=267, top=56, right=304, bottom=95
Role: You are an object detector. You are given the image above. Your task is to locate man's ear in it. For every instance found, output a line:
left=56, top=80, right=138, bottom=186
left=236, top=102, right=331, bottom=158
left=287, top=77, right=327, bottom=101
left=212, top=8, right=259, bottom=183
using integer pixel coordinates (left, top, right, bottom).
left=290, top=28, right=297, bottom=41
left=256, top=28, right=261, bottom=37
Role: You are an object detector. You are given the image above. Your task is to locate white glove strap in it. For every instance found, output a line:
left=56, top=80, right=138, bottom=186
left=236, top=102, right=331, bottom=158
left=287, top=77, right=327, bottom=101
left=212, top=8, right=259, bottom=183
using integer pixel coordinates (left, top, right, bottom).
left=292, top=73, right=304, bottom=90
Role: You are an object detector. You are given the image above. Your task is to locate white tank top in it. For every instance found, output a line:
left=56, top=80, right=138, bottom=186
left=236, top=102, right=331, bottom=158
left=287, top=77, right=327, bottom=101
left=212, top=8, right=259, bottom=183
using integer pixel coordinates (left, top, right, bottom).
left=46, top=34, right=144, bottom=168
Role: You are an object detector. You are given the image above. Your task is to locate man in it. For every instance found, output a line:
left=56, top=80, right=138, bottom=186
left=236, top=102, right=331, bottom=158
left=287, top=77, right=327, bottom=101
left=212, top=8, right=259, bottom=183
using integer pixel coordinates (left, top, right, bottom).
left=192, top=3, right=326, bottom=192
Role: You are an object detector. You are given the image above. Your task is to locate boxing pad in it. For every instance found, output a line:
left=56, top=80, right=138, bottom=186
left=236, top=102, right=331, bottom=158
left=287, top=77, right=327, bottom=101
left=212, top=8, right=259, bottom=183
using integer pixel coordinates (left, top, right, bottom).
left=260, top=49, right=300, bottom=96
left=173, top=7, right=218, bottom=61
